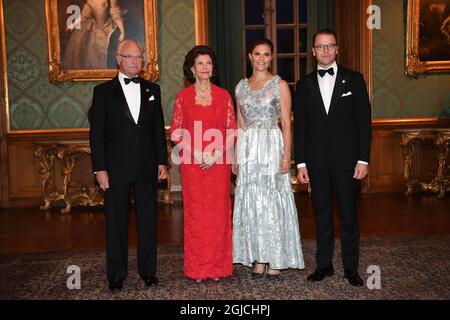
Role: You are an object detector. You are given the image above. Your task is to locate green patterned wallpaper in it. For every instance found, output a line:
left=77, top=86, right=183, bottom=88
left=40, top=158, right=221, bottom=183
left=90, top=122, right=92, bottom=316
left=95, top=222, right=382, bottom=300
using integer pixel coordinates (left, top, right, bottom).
left=3, top=0, right=194, bottom=129
left=159, top=0, right=195, bottom=123
left=372, top=0, right=450, bottom=119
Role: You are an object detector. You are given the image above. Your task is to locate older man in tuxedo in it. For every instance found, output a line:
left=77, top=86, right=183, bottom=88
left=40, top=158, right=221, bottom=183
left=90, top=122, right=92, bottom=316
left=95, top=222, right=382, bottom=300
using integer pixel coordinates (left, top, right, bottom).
left=89, top=39, right=168, bottom=292
left=293, top=29, right=372, bottom=287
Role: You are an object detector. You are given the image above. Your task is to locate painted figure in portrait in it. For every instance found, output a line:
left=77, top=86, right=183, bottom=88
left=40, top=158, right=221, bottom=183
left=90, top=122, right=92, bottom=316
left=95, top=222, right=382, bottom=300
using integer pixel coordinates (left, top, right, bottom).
left=59, top=0, right=145, bottom=69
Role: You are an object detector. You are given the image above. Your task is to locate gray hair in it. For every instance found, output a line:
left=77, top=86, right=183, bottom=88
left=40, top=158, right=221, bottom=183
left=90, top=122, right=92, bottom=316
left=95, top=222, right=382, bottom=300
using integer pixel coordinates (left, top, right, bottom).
left=116, top=39, right=145, bottom=55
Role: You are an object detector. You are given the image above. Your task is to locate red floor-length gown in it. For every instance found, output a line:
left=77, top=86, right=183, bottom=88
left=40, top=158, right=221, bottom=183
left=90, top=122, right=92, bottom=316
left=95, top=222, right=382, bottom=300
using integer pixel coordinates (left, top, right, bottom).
left=170, top=84, right=237, bottom=280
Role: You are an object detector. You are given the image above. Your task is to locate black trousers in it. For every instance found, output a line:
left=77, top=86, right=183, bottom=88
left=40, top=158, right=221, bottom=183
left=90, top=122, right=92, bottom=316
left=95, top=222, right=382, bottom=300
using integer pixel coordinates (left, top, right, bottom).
left=104, top=178, right=158, bottom=282
left=308, top=167, right=360, bottom=273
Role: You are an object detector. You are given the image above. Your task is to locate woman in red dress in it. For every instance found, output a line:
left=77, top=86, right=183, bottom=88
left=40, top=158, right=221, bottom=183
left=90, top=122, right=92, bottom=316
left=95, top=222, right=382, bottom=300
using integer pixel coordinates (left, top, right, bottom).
left=170, top=46, right=237, bottom=281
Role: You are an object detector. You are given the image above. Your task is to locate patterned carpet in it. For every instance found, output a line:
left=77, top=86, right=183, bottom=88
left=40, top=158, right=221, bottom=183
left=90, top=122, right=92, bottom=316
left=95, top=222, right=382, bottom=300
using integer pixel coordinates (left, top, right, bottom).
left=0, top=236, right=449, bottom=300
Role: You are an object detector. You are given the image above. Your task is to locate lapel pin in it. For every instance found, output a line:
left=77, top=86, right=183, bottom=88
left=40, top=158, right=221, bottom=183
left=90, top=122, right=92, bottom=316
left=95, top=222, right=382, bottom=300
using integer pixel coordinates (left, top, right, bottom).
left=342, top=80, right=346, bottom=83
left=146, top=88, right=150, bottom=92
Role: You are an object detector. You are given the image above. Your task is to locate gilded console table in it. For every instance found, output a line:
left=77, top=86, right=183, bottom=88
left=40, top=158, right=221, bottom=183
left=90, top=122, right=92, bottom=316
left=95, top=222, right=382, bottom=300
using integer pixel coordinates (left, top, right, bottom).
left=35, top=141, right=173, bottom=213
left=397, top=129, right=450, bottom=197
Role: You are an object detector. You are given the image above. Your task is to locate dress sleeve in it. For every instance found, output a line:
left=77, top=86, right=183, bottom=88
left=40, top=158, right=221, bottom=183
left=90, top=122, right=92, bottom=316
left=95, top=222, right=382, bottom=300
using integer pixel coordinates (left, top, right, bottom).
left=224, top=95, right=237, bottom=157
left=226, top=95, right=237, bottom=130
left=170, top=94, right=184, bottom=144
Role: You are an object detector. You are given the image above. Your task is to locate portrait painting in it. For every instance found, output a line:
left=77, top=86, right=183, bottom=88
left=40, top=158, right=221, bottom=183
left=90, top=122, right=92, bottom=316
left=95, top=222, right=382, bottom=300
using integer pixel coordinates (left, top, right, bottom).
left=45, top=0, right=159, bottom=82
left=406, top=0, right=450, bottom=75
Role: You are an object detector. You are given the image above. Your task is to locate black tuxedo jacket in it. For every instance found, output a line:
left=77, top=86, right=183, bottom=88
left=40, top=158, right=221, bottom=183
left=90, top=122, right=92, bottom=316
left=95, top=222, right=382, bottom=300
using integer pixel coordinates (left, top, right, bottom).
left=89, top=76, right=167, bottom=182
left=293, top=65, right=372, bottom=171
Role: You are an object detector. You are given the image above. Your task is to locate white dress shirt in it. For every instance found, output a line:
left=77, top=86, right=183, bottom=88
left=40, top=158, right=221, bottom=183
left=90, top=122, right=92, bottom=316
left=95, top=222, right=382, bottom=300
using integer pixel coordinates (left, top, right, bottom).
left=317, top=61, right=338, bottom=115
left=118, top=72, right=141, bottom=124
left=296, top=62, right=367, bottom=169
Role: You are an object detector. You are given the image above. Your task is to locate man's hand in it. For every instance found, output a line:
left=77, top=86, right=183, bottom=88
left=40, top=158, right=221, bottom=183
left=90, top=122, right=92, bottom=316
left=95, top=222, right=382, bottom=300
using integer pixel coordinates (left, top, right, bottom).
left=297, top=167, right=310, bottom=184
left=353, top=163, right=369, bottom=180
left=96, top=170, right=109, bottom=191
left=158, top=165, right=168, bottom=180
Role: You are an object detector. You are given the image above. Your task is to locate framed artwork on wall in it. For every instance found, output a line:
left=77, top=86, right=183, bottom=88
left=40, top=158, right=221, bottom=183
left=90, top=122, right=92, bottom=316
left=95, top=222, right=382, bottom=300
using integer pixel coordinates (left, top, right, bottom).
left=45, top=0, right=159, bottom=83
left=406, top=0, right=450, bottom=76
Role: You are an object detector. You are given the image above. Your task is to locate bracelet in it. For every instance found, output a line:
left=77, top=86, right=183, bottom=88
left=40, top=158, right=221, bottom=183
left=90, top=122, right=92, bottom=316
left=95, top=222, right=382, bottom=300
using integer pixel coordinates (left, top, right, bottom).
left=282, top=159, right=290, bottom=163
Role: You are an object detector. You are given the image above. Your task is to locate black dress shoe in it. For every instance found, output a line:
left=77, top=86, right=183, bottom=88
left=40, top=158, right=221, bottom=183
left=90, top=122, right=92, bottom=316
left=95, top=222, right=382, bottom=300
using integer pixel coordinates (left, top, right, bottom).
left=344, top=272, right=364, bottom=287
left=108, top=279, right=123, bottom=292
left=143, top=275, right=158, bottom=287
left=306, top=267, right=334, bottom=282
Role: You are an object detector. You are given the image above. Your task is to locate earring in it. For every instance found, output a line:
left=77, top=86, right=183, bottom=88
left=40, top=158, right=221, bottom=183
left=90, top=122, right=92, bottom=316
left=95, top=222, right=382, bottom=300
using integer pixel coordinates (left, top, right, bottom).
left=192, top=72, right=196, bottom=79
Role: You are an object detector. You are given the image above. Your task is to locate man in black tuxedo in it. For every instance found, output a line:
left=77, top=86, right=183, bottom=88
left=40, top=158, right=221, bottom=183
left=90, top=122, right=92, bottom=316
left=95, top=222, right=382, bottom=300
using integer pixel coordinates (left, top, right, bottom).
left=293, top=29, right=372, bottom=287
left=89, top=39, right=168, bottom=292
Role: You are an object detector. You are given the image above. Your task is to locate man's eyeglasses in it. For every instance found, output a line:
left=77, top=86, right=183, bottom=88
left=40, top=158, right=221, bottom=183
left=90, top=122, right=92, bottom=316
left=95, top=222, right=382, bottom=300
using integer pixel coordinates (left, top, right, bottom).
left=313, top=43, right=337, bottom=51
left=117, top=54, right=144, bottom=61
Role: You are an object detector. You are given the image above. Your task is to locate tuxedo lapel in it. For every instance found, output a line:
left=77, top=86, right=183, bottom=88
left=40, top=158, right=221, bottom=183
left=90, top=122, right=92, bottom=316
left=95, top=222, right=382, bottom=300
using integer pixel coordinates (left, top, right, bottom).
left=137, top=79, right=149, bottom=125
left=112, top=77, right=134, bottom=123
left=328, top=67, right=350, bottom=116
left=306, top=72, right=327, bottom=118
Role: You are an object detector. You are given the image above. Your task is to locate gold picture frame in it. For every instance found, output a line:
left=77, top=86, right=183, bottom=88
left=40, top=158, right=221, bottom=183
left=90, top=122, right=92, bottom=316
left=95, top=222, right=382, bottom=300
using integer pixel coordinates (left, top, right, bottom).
left=45, top=0, right=159, bottom=83
left=406, top=0, right=450, bottom=76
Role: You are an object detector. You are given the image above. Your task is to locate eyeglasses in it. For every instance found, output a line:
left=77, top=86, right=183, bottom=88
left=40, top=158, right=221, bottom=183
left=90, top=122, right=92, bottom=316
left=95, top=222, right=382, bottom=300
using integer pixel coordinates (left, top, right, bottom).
left=313, top=43, right=337, bottom=51
left=117, top=54, right=144, bottom=61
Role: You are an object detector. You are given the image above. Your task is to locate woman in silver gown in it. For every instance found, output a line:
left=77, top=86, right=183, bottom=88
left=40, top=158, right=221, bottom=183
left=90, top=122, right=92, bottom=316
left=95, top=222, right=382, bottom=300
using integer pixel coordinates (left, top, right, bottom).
left=232, top=38, right=304, bottom=278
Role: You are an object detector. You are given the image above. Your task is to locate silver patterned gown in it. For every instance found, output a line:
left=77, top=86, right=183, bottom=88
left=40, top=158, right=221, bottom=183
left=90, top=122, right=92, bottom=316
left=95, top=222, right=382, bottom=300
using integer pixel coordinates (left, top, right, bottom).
left=232, top=76, right=305, bottom=270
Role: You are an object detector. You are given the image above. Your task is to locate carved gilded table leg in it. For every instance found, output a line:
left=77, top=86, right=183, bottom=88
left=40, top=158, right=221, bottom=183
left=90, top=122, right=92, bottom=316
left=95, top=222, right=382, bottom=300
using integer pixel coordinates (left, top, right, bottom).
left=158, top=140, right=173, bottom=204
left=164, top=172, right=174, bottom=204
left=399, top=133, right=416, bottom=196
left=57, top=147, right=76, bottom=214
left=34, top=144, right=64, bottom=210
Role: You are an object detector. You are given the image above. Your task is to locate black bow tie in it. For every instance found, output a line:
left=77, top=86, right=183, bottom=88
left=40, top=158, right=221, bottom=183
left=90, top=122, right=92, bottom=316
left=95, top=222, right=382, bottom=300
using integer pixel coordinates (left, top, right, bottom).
left=124, top=77, right=140, bottom=84
left=318, top=68, right=335, bottom=77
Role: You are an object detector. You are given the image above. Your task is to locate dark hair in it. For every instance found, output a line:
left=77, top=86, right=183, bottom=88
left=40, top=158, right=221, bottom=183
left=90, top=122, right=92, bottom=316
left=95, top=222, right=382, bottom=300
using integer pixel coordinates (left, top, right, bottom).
left=312, top=29, right=338, bottom=46
left=247, top=38, right=274, bottom=55
left=183, top=45, right=219, bottom=84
